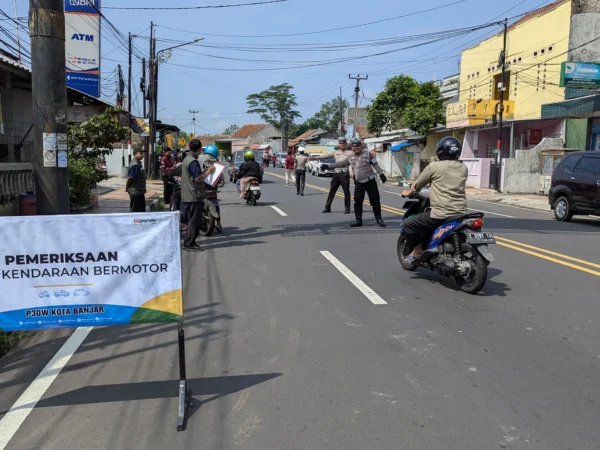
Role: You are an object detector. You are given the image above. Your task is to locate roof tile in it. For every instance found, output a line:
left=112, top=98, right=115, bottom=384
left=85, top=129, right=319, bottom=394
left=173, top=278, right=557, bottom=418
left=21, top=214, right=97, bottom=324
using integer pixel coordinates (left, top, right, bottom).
left=232, top=124, right=267, bottom=139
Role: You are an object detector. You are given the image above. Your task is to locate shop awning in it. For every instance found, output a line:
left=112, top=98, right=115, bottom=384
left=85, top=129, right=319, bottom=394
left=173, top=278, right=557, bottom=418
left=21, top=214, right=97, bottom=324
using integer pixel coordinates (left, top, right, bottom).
left=390, top=142, right=413, bottom=151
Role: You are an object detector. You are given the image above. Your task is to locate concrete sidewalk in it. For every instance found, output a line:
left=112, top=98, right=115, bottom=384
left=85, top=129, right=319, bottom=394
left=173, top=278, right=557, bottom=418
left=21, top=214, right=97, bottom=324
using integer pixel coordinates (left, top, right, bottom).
left=96, top=177, right=164, bottom=213
left=466, top=187, right=550, bottom=212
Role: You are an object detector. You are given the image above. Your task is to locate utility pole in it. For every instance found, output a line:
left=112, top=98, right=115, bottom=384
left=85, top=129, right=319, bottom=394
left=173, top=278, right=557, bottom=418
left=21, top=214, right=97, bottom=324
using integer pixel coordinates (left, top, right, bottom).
left=495, top=18, right=508, bottom=193
left=140, top=57, right=146, bottom=160
left=349, top=74, right=368, bottom=138
left=128, top=33, right=132, bottom=113
left=147, top=21, right=154, bottom=174
left=14, top=0, right=21, bottom=62
left=339, top=86, right=345, bottom=137
left=189, top=110, right=199, bottom=136
left=29, top=0, right=69, bottom=214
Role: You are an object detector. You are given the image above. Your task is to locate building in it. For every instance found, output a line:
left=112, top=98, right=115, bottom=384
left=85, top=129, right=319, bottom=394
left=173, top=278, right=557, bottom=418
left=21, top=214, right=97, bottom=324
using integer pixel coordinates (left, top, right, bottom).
left=344, top=107, right=368, bottom=130
left=231, top=123, right=280, bottom=152
left=439, top=0, right=572, bottom=190
left=434, top=74, right=459, bottom=103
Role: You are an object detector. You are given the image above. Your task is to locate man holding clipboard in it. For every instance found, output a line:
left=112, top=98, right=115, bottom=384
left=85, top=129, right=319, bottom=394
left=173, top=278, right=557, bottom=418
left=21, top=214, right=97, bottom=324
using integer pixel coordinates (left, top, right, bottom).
left=202, top=145, right=225, bottom=234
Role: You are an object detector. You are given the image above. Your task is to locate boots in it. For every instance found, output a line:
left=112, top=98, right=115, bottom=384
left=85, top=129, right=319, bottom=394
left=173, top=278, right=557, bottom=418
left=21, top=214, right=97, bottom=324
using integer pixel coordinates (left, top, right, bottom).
left=349, top=219, right=363, bottom=228
left=376, top=218, right=387, bottom=228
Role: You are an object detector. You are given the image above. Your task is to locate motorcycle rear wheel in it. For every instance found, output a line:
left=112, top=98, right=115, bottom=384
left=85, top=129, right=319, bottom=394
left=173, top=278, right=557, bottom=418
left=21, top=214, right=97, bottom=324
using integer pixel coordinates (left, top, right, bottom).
left=455, top=250, right=487, bottom=294
left=397, top=235, right=417, bottom=271
left=251, top=192, right=257, bottom=206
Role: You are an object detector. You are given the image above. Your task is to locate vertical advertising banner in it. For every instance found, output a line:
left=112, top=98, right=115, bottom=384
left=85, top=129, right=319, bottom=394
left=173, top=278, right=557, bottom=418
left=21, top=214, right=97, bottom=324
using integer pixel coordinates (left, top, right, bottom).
left=0, top=213, right=183, bottom=332
left=65, top=0, right=101, bottom=97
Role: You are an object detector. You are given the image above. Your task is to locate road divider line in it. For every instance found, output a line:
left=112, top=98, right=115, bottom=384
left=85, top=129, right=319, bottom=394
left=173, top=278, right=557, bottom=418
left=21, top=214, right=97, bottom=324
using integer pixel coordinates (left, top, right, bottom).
left=496, top=242, right=600, bottom=277
left=268, top=172, right=600, bottom=277
left=270, top=206, right=288, bottom=217
left=495, top=237, right=600, bottom=269
left=320, top=251, right=387, bottom=305
left=0, top=327, right=93, bottom=450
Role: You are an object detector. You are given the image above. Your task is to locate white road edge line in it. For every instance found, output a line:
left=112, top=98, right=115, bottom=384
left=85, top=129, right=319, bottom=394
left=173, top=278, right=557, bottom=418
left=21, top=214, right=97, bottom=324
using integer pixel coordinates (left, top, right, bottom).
left=320, top=251, right=387, bottom=305
left=0, top=326, right=93, bottom=450
left=270, top=206, right=288, bottom=217
left=468, top=198, right=552, bottom=214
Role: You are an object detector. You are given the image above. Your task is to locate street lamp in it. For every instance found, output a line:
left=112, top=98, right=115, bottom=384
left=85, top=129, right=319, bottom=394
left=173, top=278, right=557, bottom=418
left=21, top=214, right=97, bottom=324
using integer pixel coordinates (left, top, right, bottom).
left=150, top=38, right=203, bottom=177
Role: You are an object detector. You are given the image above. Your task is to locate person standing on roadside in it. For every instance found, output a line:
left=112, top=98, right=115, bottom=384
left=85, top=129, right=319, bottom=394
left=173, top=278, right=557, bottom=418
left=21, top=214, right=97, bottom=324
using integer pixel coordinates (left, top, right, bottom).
left=321, top=138, right=387, bottom=228
left=181, top=139, right=215, bottom=251
left=126, top=149, right=147, bottom=213
left=294, top=147, right=309, bottom=196
left=160, top=148, right=175, bottom=205
left=284, top=150, right=296, bottom=186
left=311, top=137, right=353, bottom=214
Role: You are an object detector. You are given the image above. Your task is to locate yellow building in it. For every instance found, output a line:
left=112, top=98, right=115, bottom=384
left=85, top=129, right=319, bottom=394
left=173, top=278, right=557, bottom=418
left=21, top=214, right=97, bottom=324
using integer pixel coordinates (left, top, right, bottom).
left=447, top=0, right=570, bottom=128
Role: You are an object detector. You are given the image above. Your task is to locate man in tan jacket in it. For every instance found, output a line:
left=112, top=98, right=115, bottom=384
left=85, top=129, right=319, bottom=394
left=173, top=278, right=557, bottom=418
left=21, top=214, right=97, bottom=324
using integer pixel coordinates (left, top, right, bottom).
left=401, top=136, right=468, bottom=263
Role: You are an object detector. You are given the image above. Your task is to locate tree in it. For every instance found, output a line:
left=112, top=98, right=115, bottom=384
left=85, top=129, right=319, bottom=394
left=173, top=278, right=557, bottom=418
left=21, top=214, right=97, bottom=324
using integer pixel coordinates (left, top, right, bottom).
left=313, top=97, right=350, bottom=132
left=366, top=75, right=444, bottom=136
left=68, top=106, right=130, bottom=207
left=223, top=124, right=239, bottom=135
left=247, top=83, right=300, bottom=151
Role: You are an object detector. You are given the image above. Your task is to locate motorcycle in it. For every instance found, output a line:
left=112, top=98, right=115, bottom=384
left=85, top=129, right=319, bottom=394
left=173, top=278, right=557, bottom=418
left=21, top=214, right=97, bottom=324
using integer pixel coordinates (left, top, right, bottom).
left=243, top=178, right=261, bottom=206
left=200, top=190, right=222, bottom=236
left=169, top=175, right=182, bottom=212
left=397, top=187, right=496, bottom=294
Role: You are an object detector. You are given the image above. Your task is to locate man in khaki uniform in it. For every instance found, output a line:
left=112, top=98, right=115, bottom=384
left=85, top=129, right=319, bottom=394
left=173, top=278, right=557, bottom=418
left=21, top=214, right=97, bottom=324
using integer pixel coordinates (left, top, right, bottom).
left=401, top=136, right=468, bottom=263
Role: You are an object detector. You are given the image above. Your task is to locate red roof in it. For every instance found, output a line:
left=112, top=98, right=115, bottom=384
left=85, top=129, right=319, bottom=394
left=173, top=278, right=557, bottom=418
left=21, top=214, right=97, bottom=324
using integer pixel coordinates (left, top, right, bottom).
left=232, top=124, right=267, bottom=139
left=290, top=129, right=317, bottom=147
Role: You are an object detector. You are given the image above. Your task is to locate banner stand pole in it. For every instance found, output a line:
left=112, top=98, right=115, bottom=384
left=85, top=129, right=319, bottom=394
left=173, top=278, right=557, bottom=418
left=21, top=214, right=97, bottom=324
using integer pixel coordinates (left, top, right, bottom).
left=177, top=321, right=191, bottom=431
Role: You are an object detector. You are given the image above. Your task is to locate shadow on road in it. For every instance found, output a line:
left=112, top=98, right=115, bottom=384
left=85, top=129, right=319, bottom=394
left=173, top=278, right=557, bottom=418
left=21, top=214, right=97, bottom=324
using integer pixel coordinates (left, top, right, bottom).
left=408, top=267, right=509, bottom=297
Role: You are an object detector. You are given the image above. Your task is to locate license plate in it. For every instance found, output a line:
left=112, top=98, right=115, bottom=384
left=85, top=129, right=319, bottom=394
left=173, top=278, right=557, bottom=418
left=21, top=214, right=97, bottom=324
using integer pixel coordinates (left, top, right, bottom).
left=466, top=232, right=496, bottom=244
left=250, top=186, right=260, bottom=191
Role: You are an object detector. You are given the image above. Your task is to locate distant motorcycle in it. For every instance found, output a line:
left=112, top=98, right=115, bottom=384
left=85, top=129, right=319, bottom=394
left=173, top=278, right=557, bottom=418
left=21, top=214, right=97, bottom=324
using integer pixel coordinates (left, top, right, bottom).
left=243, top=178, right=261, bottom=206
left=397, top=187, right=496, bottom=294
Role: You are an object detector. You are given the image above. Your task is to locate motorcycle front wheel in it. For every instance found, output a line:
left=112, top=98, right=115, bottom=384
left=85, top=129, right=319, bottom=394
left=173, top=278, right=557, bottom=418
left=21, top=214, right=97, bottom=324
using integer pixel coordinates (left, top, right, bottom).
left=397, top=235, right=418, bottom=271
left=200, top=208, right=216, bottom=236
left=455, top=250, right=487, bottom=294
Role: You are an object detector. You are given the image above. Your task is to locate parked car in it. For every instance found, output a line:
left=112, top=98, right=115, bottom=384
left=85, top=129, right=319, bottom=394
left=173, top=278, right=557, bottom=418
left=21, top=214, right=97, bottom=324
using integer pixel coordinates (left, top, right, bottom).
left=307, top=153, right=322, bottom=175
left=274, top=152, right=286, bottom=168
left=229, top=150, right=264, bottom=182
left=313, top=156, right=335, bottom=177
left=549, top=151, right=600, bottom=222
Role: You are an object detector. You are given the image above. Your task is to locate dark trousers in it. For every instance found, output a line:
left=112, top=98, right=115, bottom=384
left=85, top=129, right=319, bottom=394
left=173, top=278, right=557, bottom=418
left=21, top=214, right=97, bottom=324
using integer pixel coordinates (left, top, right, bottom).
left=401, top=211, right=445, bottom=251
left=265, top=159, right=270, bottom=167
left=163, top=178, right=173, bottom=204
left=325, top=171, right=351, bottom=211
left=296, top=170, right=306, bottom=194
left=354, top=178, right=381, bottom=221
left=183, top=201, right=204, bottom=247
left=129, top=194, right=145, bottom=212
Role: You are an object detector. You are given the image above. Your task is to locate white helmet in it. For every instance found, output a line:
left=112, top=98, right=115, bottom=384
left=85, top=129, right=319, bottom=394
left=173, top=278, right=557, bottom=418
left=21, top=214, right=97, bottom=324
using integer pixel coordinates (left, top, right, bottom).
left=298, top=147, right=306, bottom=154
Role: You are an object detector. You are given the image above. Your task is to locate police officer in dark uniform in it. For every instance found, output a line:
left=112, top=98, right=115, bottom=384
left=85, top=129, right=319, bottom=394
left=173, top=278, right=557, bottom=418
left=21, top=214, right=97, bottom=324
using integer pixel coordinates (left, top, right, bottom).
left=126, top=149, right=147, bottom=212
left=313, top=137, right=352, bottom=214
left=322, top=137, right=387, bottom=227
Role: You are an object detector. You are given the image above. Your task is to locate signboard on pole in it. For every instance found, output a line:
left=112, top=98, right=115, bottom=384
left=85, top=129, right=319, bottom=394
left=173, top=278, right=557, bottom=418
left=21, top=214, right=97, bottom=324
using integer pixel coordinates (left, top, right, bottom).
left=65, top=0, right=101, bottom=97
left=560, top=62, right=600, bottom=89
left=0, top=212, right=183, bottom=332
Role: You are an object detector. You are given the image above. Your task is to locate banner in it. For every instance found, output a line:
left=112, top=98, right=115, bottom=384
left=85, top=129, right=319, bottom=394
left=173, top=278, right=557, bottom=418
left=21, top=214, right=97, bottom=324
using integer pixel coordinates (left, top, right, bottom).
left=65, top=0, right=101, bottom=97
left=0, top=213, right=182, bottom=331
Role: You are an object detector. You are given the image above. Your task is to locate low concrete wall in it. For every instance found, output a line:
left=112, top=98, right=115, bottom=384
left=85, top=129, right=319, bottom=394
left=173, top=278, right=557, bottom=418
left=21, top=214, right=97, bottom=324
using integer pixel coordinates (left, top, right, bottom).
left=501, top=137, right=563, bottom=194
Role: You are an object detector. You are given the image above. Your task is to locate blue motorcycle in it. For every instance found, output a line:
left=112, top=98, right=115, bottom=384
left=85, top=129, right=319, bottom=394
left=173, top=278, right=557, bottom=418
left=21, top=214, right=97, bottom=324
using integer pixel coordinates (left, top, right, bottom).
left=397, top=187, right=496, bottom=294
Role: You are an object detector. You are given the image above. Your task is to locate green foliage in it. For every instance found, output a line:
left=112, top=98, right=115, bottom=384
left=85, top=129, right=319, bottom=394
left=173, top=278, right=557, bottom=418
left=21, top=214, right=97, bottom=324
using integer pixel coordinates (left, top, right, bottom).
left=179, top=131, right=189, bottom=141
left=0, top=331, right=28, bottom=358
left=294, top=97, right=349, bottom=137
left=67, top=106, right=130, bottom=207
left=223, top=124, right=239, bottom=135
left=246, top=83, right=300, bottom=141
left=366, top=75, right=444, bottom=136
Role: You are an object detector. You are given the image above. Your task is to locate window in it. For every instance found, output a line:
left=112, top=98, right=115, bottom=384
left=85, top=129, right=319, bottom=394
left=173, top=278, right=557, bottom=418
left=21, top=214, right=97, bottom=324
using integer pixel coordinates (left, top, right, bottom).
left=542, top=155, right=563, bottom=175
left=573, top=157, right=599, bottom=174
left=518, top=57, right=522, bottom=62
left=595, top=160, right=600, bottom=176
left=541, top=49, right=546, bottom=55
left=560, top=154, right=579, bottom=172
left=534, top=51, right=538, bottom=57
left=548, top=45, right=554, bottom=52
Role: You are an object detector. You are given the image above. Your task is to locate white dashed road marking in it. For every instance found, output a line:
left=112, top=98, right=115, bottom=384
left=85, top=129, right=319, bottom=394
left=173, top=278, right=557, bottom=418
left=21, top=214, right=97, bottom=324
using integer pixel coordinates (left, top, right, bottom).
left=320, top=251, right=387, bottom=305
left=270, top=206, right=288, bottom=217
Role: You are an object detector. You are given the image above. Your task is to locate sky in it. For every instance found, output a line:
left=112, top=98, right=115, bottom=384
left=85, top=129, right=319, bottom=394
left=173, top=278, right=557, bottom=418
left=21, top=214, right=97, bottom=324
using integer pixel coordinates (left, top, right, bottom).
left=7, top=0, right=555, bottom=135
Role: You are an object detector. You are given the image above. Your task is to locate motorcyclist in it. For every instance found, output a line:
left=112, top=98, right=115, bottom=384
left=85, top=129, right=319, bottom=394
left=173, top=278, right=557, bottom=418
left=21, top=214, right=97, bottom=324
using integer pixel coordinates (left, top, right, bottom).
left=203, top=144, right=224, bottom=233
left=237, top=150, right=261, bottom=199
left=401, top=136, right=468, bottom=263
left=322, top=137, right=387, bottom=228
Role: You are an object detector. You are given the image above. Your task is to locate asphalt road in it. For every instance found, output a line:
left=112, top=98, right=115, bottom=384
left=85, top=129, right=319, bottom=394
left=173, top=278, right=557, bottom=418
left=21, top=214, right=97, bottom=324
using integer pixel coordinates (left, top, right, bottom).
left=1, top=168, right=600, bottom=450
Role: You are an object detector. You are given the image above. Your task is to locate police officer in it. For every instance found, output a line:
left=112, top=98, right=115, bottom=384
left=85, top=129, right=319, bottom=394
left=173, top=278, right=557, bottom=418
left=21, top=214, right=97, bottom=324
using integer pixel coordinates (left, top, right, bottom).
left=294, top=146, right=309, bottom=196
left=313, top=137, right=352, bottom=214
left=126, top=149, right=147, bottom=212
left=322, top=137, right=387, bottom=228
left=181, top=139, right=215, bottom=251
